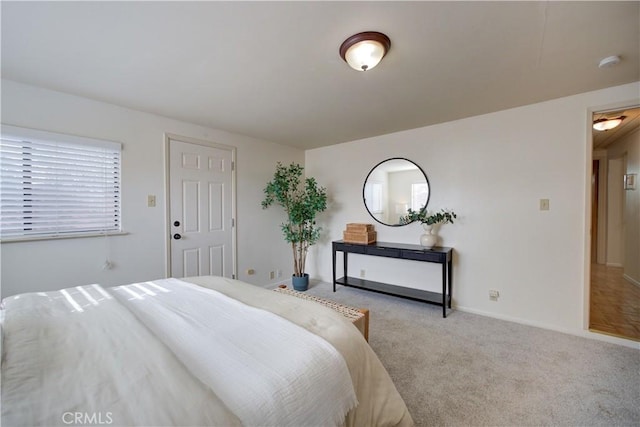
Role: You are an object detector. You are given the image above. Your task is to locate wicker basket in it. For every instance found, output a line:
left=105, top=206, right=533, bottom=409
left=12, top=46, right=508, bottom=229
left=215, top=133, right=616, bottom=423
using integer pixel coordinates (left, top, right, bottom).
left=343, top=230, right=377, bottom=244
left=346, top=223, right=374, bottom=232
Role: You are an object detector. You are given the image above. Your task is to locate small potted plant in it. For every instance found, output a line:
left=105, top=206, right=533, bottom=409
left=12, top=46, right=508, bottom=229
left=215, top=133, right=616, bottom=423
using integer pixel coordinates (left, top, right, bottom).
left=400, top=208, right=457, bottom=248
left=261, top=162, right=327, bottom=291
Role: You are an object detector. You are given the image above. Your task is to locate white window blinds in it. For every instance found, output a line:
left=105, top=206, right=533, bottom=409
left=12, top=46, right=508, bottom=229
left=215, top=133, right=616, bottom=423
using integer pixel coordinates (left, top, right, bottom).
left=1, top=125, right=121, bottom=240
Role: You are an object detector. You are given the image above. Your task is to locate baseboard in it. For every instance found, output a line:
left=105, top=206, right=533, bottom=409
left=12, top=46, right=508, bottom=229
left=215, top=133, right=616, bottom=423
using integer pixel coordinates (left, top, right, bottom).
left=258, top=279, right=291, bottom=289
left=454, top=305, right=640, bottom=350
left=605, top=262, right=623, bottom=267
left=587, top=328, right=640, bottom=343
left=623, top=274, right=640, bottom=287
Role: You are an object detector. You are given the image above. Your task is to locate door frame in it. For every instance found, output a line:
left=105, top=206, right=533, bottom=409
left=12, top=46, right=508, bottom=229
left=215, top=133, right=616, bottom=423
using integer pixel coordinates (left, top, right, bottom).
left=592, top=150, right=608, bottom=265
left=164, top=133, right=237, bottom=279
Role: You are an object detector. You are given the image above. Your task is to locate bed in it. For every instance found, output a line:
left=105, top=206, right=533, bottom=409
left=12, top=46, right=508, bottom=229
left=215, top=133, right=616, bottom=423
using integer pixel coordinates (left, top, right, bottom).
left=1, top=276, right=413, bottom=426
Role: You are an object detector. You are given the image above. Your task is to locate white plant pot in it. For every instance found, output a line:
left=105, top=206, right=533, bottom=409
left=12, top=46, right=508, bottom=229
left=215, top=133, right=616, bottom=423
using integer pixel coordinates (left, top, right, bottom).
left=420, top=223, right=438, bottom=248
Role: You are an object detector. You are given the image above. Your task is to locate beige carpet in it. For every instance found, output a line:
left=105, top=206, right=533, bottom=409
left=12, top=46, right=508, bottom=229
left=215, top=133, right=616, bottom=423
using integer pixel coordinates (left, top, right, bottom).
left=303, top=282, right=640, bottom=427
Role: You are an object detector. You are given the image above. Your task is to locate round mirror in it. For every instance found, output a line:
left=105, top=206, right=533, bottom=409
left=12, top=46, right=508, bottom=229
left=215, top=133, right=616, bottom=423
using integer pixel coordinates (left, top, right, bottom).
left=362, top=158, right=430, bottom=226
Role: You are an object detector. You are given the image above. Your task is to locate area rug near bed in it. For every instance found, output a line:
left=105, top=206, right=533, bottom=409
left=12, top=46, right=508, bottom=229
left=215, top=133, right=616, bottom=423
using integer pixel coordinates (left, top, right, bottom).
left=305, top=282, right=640, bottom=427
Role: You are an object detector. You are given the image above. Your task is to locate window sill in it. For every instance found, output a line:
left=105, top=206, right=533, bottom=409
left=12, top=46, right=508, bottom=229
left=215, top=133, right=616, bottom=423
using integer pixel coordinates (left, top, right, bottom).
left=0, top=231, right=129, bottom=244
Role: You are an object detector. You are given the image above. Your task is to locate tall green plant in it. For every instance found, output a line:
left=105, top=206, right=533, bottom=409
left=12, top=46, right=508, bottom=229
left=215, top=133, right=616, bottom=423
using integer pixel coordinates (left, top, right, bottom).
left=261, top=162, right=327, bottom=277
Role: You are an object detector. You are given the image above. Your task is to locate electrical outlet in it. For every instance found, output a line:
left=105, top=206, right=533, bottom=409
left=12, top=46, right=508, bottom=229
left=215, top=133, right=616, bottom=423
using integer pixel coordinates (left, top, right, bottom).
left=276, top=269, right=282, bottom=278
left=489, top=289, right=500, bottom=301
left=539, top=199, right=549, bottom=211
left=269, top=271, right=275, bottom=280
left=360, top=269, right=366, bottom=278
left=147, top=195, right=156, bottom=207
left=246, top=268, right=255, bottom=275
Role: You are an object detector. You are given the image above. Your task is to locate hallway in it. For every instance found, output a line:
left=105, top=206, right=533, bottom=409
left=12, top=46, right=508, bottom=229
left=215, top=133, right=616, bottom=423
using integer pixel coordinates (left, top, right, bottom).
left=590, top=264, right=640, bottom=341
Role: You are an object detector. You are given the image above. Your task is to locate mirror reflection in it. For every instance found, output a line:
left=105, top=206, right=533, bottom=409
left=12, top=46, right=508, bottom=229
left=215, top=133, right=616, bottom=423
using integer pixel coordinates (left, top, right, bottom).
left=363, top=158, right=430, bottom=226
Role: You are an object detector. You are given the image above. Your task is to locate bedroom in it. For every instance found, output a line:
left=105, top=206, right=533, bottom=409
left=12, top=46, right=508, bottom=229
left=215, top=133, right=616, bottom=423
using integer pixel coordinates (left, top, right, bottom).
left=1, top=1, right=639, bottom=426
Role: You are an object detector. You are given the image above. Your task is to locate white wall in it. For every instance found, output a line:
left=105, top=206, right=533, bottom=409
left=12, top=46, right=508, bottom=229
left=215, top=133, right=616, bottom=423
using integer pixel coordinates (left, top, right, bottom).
left=607, top=127, right=640, bottom=284
left=305, top=82, right=640, bottom=337
left=0, top=80, right=303, bottom=297
left=606, top=157, right=625, bottom=267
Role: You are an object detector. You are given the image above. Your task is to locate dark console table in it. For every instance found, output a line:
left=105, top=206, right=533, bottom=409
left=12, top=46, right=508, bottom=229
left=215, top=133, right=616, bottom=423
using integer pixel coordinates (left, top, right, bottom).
left=332, top=240, right=453, bottom=317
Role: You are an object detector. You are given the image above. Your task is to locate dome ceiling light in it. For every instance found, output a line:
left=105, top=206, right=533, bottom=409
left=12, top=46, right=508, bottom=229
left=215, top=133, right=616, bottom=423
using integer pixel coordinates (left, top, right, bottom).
left=593, top=116, right=626, bottom=131
left=339, top=31, right=391, bottom=71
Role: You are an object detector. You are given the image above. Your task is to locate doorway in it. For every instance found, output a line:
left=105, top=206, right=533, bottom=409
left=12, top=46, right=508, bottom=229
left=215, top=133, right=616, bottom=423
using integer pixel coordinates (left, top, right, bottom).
left=166, top=134, right=236, bottom=279
left=588, top=107, right=640, bottom=341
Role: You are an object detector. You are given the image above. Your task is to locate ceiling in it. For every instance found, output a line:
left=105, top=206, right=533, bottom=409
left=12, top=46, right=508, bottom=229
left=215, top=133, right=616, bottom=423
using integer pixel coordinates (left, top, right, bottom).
left=2, top=1, right=639, bottom=150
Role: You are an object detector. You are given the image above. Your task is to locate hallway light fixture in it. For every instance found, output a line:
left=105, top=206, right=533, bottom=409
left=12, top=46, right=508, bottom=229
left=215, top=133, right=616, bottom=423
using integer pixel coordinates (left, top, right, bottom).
left=593, top=116, right=626, bottom=131
left=340, top=31, right=391, bottom=71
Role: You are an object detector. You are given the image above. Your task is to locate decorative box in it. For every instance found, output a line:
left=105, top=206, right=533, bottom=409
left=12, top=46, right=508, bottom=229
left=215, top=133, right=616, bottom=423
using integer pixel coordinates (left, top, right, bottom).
left=346, top=223, right=375, bottom=233
left=343, top=223, right=376, bottom=244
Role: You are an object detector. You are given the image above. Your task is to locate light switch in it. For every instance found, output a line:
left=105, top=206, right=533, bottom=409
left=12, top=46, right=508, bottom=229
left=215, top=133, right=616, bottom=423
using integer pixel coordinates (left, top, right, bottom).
left=539, top=199, right=549, bottom=211
left=148, top=195, right=156, bottom=207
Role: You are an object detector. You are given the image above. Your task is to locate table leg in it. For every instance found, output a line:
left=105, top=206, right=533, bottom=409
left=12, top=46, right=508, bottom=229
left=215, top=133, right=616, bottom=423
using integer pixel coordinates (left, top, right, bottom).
left=448, top=259, right=453, bottom=309
left=442, top=262, right=447, bottom=318
left=343, top=252, right=348, bottom=283
left=332, top=246, right=337, bottom=292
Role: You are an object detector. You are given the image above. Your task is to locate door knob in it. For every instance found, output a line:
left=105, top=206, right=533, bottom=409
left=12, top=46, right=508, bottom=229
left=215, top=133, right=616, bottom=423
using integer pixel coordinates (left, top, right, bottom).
left=173, top=233, right=182, bottom=240
left=173, top=221, right=180, bottom=227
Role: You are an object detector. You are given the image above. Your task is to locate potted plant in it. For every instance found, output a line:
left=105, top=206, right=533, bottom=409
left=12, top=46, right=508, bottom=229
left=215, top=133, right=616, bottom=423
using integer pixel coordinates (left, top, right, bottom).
left=261, top=162, right=327, bottom=291
left=400, top=208, right=457, bottom=248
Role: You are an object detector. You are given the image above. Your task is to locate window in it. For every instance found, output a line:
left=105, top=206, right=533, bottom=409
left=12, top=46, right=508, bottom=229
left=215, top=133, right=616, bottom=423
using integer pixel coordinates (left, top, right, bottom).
left=364, top=181, right=383, bottom=213
left=411, top=183, right=429, bottom=211
left=1, top=125, right=121, bottom=241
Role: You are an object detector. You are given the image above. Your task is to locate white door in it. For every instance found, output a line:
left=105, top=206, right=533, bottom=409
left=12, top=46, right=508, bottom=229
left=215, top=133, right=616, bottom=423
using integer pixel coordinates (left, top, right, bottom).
left=169, top=138, right=235, bottom=278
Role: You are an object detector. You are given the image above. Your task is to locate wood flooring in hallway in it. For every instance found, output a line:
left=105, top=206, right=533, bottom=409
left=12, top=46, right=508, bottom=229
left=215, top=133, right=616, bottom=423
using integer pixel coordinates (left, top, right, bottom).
left=590, top=264, right=640, bottom=341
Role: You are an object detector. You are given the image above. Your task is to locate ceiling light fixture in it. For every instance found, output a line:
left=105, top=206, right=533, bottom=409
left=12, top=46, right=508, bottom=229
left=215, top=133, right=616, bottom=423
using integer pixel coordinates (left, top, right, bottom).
left=593, top=116, right=626, bottom=131
left=340, top=31, right=391, bottom=71
left=598, top=55, right=621, bottom=68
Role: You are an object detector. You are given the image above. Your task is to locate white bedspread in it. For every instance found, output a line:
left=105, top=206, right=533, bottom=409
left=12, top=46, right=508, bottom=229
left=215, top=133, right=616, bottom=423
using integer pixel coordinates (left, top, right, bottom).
left=0, top=284, right=242, bottom=427
left=110, top=278, right=357, bottom=427
left=1, top=276, right=414, bottom=427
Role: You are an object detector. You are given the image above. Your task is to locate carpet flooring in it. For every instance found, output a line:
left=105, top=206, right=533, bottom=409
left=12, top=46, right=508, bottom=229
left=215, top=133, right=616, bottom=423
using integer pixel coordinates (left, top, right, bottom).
left=303, top=282, right=640, bottom=427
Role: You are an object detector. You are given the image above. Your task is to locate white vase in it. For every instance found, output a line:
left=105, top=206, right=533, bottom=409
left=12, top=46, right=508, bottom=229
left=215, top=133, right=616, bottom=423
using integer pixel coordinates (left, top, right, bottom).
left=420, top=224, right=438, bottom=248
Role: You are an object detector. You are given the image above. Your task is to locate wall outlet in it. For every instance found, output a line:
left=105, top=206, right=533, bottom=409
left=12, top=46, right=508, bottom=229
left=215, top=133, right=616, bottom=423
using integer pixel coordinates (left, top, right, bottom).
left=360, top=269, right=366, bottom=278
left=489, top=289, right=500, bottom=301
left=246, top=268, right=255, bottom=275
left=276, top=269, right=282, bottom=278
left=269, top=271, right=275, bottom=280
left=147, top=195, right=156, bottom=207
left=539, top=198, right=549, bottom=211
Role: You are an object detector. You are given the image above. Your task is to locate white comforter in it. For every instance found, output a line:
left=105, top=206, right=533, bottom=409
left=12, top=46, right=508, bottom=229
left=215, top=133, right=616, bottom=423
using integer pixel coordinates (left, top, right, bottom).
left=1, top=276, right=413, bottom=427
left=111, top=279, right=357, bottom=426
